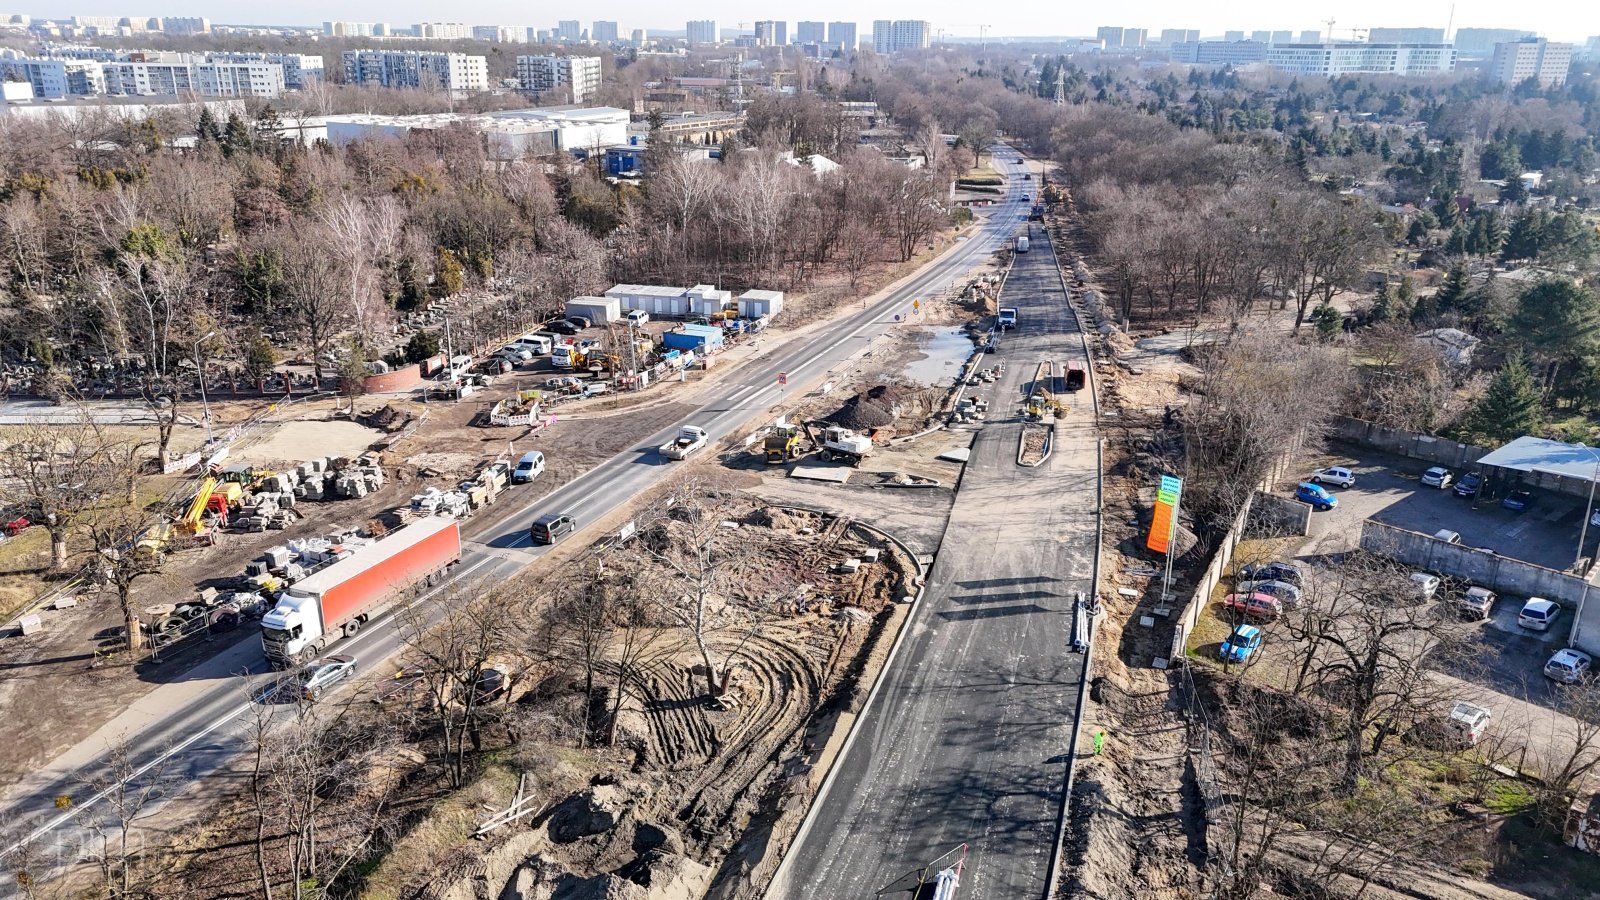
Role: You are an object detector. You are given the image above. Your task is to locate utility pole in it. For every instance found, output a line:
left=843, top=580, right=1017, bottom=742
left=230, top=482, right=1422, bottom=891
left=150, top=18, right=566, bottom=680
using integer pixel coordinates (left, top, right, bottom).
left=193, top=330, right=216, bottom=444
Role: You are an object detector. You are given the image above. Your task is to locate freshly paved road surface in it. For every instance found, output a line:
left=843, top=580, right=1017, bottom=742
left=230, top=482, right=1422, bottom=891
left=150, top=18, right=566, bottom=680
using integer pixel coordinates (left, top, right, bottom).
left=770, top=177, right=1100, bottom=900
left=0, top=150, right=1033, bottom=866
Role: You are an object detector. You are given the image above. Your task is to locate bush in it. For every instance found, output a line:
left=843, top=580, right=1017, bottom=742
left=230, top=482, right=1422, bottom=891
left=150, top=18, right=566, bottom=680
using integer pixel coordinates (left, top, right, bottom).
left=957, top=176, right=1003, bottom=187
left=404, top=330, right=441, bottom=364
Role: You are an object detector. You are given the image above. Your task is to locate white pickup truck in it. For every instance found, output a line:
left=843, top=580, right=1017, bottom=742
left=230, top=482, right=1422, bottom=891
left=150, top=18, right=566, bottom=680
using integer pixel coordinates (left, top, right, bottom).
left=659, top=425, right=709, bottom=460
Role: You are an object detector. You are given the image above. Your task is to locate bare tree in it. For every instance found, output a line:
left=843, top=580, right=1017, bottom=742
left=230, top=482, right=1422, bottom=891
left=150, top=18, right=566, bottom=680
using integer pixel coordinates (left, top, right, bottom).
left=82, top=500, right=170, bottom=654
left=78, top=735, right=171, bottom=899
left=395, top=588, right=516, bottom=788
left=623, top=485, right=777, bottom=697
left=0, top=414, right=125, bottom=569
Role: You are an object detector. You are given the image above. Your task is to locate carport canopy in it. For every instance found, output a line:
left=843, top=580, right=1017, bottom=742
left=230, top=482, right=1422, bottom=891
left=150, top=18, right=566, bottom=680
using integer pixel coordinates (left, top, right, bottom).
left=1474, top=436, right=1600, bottom=491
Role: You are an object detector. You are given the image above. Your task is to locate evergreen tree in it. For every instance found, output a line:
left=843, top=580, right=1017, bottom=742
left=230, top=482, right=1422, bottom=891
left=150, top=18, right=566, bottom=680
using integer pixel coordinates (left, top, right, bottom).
left=1511, top=279, right=1600, bottom=386
left=221, top=113, right=252, bottom=157
left=1310, top=304, right=1342, bottom=342
left=1462, top=355, right=1543, bottom=444
left=1434, top=265, right=1468, bottom=313
left=1405, top=216, right=1428, bottom=247
left=196, top=107, right=221, bottom=144
left=1370, top=284, right=1396, bottom=322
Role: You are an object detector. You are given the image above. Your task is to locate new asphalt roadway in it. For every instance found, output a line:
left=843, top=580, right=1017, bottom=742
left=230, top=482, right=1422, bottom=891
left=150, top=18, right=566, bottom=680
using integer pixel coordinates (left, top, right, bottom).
left=769, top=187, right=1100, bottom=900
left=0, top=149, right=1035, bottom=867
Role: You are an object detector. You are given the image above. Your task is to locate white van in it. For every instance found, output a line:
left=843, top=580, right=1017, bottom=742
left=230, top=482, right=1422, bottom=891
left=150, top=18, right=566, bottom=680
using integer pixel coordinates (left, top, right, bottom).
left=1518, top=597, right=1559, bottom=631
left=511, top=334, right=553, bottom=355
left=447, top=354, right=473, bottom=379
left=511, top=451, right=545, bottom=484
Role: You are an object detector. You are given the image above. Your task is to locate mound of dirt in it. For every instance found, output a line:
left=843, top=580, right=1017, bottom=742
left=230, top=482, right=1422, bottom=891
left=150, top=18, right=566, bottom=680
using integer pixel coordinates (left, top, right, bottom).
left=552, top=873, right=647, bottom=900
left=831, top=395, right=896, bottom=430
left=550, top=784, right=629, bottom=844
left=359, top=404, right=412, bottom=432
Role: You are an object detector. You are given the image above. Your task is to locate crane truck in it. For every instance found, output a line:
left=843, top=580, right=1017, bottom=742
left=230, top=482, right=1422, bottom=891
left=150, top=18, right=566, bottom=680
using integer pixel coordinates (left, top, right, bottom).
left=261, top=516, right=461, bottom=667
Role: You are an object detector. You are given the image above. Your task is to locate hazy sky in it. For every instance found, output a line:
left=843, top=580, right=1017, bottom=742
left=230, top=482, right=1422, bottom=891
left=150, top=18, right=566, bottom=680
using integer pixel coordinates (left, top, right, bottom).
left=33, top=1, right=1600, bottom=43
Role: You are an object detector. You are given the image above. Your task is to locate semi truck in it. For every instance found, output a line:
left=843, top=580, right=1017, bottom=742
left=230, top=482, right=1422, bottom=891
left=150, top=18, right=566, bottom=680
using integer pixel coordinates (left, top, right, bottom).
left=261, top=517, right=462, bottom=667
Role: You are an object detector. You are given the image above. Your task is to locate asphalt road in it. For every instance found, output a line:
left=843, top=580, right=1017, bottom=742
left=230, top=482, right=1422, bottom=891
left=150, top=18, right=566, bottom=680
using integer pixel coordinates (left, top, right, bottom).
left=0, top=150, right=1033, bottom=867
left=770, top=186, right=1101, bottom=899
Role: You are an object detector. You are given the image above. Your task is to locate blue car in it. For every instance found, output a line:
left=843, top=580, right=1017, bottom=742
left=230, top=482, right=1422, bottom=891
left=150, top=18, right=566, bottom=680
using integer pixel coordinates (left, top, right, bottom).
left=1294, top=482, right=1337, bottom=510
left=1502, top=490, right=1533, bottom=511
left=1220, top=624, right=1263, bottom=663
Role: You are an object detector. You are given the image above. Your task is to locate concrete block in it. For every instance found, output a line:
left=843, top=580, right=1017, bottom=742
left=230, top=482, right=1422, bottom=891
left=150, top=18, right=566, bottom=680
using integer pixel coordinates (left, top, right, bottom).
left=19, top=614, right=43, bottom=635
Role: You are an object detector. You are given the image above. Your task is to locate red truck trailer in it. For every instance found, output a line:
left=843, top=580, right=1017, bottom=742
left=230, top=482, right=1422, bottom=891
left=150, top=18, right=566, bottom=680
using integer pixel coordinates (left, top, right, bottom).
left=261, top=517, right=461, bottom=666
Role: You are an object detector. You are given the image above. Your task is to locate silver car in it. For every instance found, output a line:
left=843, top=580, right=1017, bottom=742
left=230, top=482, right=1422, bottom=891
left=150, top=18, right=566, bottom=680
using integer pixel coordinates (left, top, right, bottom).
left=296, top=654, right=357, bottom=702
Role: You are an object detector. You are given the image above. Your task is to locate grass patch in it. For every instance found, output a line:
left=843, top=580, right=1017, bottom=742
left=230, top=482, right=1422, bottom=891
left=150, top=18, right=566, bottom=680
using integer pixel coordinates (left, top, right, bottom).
left=0, top=526, right=52, bottom=620
left=1481, top=778, right=1537, bottom=815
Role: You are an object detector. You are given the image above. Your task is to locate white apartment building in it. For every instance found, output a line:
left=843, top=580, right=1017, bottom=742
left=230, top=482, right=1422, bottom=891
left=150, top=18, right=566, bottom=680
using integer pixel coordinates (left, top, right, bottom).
left=103, top=59, right=285, bottom=98
left=416, top=22, right=472, bottom=40
left=796, top=21, right=825, bottom=44
left=1266, top=43, right=1457, bottom=77
left=208, top=52, right=323, bottom=89
left=342, top=50, right=489, bottom=92
left=516, top=54, right=602, bottom=103
left=686, top=20, right=718, bottom=47
left=162, top=17, right=209, bottom=35
left=324, top=21, right=378, bottom=37
left=557, top=20, right=581, bottom=42
left=1170, top=40, right=1268, bottom=66
left=1157, top=29, right=1199, bottom=46
left=592, top=21, right=619, bottom=43
left=1490, top=38, right=1573, bottom=87
left=872, top=20, right=930, bottom=54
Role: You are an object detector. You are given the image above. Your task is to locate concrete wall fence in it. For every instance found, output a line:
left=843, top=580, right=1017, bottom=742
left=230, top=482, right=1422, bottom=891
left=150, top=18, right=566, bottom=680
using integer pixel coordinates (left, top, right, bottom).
left=1361, top=519, right=1600, bottom=655
left=1332, top=416, right=1489, bottom=470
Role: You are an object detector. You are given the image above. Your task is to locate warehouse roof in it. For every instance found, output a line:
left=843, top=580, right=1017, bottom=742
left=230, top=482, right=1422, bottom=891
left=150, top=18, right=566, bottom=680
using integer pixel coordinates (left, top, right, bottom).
left=1475, top=436, right=1600, bottom=482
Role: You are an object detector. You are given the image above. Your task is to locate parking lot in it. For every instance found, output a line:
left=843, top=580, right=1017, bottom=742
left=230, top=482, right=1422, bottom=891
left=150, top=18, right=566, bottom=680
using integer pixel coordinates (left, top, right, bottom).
left=1272, top=443, right=1592, bottom=706
left=1295, top=443, right=1588, bottom=573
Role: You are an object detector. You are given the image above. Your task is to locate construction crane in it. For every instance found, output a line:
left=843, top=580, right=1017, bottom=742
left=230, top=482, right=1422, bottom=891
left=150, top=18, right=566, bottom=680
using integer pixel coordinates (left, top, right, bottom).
left=947, top=23, right=991, bottom=51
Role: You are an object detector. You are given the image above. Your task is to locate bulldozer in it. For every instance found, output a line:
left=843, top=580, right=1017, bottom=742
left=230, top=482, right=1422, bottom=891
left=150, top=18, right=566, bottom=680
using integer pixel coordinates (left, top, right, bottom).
left=764, top=423, right=804, bottom=464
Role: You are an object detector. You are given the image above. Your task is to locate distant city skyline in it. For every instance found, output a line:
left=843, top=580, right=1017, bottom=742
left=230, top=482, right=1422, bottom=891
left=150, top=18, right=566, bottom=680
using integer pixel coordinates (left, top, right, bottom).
left=13, top=2, right=1600, bottom=43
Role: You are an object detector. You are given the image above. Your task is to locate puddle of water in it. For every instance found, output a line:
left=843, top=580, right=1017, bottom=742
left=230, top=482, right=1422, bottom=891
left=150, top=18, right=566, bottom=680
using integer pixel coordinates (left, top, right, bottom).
left=903, top=327, right=977, bottom=387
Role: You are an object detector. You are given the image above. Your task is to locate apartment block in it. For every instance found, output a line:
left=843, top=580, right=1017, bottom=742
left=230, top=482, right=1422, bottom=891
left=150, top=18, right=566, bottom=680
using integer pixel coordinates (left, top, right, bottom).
left=1298, top=30, right=1321, bottom=44
left=209, top=52, right=323, bottom=88
left=1490, top=37, right=1573, bottom=87
left=1223, top=30, right=1245, bottom=42
left=1270, top=30, right=1292, bottom=44
left=1170, top=40, right=1268, bottom=65
left=557, top=20, right=581, bottom=43
left=342, top=50, right=489, bottom=92
left=1096, top=26, right=1146, bottom=49
left=1454, top=27, right=1536, bottom=56
left=324, top=21, right=378, bottom=37
left=516, top=54, right=602, bottom=103
left=686, top=20, right=718, bottom=47
left=592, top=21, right=619, bottom=44
left=827, top=21, right=857, bottom=52
left=1157, top=29, right=1200, bottom=46
left=755, top=21, right=787, bottom=46
left=0, top=56, right=103, bottom=98
left=1367, top=27, right=1446, bottom=44
left=416, top=23, right=472, bottom=40
left=162, top=17, right=209, bottom=35
left=873, top=20, right=930, bottom=54
left=1267, top=42, right=1457, bottom=76
left=796, top=21, right=825, bottom=44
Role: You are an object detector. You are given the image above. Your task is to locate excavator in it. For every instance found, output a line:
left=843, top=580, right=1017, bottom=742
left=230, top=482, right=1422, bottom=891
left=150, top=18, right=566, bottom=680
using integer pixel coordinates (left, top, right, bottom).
left=801, top=420, right=873, bottom=467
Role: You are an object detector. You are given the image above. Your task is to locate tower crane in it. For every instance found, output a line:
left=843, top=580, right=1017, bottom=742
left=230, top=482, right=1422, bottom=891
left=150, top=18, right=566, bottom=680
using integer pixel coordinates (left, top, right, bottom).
left=947, top=23, right=991, bottom=51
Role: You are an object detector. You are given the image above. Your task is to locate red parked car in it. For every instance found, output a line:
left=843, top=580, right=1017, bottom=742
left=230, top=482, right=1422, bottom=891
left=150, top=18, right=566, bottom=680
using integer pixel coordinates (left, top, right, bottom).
left=3, top=516, right=32, bottom=537
left=1222, top=592, right=1282, bottom=621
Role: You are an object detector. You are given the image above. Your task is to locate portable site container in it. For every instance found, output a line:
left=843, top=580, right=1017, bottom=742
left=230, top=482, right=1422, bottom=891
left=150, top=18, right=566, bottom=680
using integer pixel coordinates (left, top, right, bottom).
left=565, top=296, right=622, bottom=324
left=606, top=284, right=690, bottom=317
left=661, top=324, right=725, bottom=352
left=685, top=284, right=733, bottom=318
left=737, top=289, right=785, bottom=319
